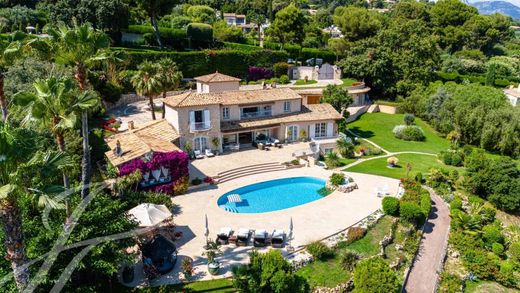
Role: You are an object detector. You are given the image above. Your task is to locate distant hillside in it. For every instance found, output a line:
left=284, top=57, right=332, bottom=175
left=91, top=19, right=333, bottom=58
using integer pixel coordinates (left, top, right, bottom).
left=470, top=1, right=520, bottom=19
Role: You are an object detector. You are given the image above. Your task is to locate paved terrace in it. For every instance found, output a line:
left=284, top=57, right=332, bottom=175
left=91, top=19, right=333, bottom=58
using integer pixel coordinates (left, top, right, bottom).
left=127, top=166, right=399, bottom=287
left=189, top=142, right=313, bottom=179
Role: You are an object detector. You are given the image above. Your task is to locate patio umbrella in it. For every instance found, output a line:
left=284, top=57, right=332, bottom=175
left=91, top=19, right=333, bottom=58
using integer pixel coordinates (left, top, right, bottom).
left=288, top=217, right=294, bottom=241
left=127, top=203, right=172, bottom=227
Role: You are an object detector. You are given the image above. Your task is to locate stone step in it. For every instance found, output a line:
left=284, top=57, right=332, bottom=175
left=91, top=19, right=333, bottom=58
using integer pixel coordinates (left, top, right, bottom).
left=216, top=162, right=281, bottom=178
left=217, top=165, right=287, bottom=184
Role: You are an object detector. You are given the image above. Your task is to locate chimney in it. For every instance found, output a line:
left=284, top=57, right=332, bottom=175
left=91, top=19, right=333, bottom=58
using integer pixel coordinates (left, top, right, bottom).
left=128, top=120, right=135, bottom=130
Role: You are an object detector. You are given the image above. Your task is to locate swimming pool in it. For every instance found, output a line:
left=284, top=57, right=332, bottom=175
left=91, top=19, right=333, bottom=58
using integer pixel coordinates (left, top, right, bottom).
left=217, top=177, right=327, bottom=213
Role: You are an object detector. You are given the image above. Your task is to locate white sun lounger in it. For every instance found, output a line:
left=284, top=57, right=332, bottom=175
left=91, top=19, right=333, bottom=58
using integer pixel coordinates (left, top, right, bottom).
left=194, top=150, right=204, bottom=159
left=237, top=228, right=251, bottom=246
left=254, top=229, right=268, bottom=247
left=217, top=227, right=233, bottom=244
left=205, top=149, right=215, bottom=157
left=271, top=229, right=286, bottom=248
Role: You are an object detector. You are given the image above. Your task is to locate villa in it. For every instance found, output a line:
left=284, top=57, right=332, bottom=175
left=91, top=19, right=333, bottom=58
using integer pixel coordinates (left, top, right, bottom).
left=504, top=85, right=520, bottom=107
left=163, top=72, right=343, bottom=154
left=105, top=71, right=344, bottom=169
left=223, top=13, right=254, bottom=31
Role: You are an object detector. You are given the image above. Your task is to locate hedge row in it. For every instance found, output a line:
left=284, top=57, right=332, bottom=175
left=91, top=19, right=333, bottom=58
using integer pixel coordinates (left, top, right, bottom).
left=116, top=48, right=289, bottom=78
left=126, top=25, right=188, bottom=49
left=244, top=38, right=337, bottom=64
left=435, top=71, right=517, bottom=87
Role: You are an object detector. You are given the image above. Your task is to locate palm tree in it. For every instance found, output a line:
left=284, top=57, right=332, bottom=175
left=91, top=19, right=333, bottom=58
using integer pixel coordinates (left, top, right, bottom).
left=0, top=32, right=28, bottom=122
left=336, top=137, right=355, bottom=158
left=131, top=61, right=162, bottom=120
left=43, top=22, right=108, bottom=199
left=0, top=123, right=68, bottom=290
left=13, top=77, right=99, bottom=218
left=156, top=58, right=182, bottom=119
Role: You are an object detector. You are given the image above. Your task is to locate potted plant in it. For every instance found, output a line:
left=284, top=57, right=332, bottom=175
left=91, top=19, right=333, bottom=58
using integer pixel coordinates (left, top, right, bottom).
left=184, top=141, right=194, bottom=159
left=211, top=137, right=220, bottom=155
left=181, top=258, right=194, bottom=280
left=299, top=129, right=307, bottom=142
left=387, top=156, right=399, bottom=168
left=203, top=240, right=221, bottom=275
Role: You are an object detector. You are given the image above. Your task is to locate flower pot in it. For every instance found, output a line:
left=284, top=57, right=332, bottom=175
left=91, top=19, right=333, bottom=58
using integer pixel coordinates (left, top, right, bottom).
left=208, top=261, right=220, bottom=275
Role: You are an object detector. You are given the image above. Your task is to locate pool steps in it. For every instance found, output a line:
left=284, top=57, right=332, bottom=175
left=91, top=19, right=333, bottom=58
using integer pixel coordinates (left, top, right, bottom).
left=215, top=162, right=286, bottom=184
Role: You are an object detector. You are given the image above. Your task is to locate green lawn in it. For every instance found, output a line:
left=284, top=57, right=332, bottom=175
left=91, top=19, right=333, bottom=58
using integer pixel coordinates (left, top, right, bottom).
left=296, top=256, right=350, bottom=288
left=341, top=78, right=357, bottom=87
left=348, top=113, right=451, bottom=154
left=294, top=79, right=318, bottom=85
left=464, top=280, right=518, bottom=293
left=296, top=216, right=395, bottom=289
left=339, top=216, right=394, bottom=257
left=131, top=278, right=234, bottom=292
left=345, top=153, right=461, bottom=179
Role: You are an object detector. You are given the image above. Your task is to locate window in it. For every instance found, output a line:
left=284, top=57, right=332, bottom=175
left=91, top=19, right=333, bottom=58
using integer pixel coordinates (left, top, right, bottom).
left=284, top=101, right=291, bottom=112
left=193, top=137, right=208, bottom=151
left=222, top=107, right=230, bottom=120
left=314, top=123, right=327, bottom=138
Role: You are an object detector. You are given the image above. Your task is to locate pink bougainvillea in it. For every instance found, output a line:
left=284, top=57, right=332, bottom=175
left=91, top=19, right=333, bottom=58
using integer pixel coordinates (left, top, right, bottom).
left=248, top=66, right=273, bottom=81
left=118, top=151, right=189, bottom=185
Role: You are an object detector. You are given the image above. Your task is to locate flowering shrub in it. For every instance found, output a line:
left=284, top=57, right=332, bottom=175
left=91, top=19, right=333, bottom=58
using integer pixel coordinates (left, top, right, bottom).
left=204, top=176, right=215, bottom=184
left=248, top=66, right=273, bottom=81
left=392, top=125, right=425, bottom=141
left=118, top=151, right=189, bottom=195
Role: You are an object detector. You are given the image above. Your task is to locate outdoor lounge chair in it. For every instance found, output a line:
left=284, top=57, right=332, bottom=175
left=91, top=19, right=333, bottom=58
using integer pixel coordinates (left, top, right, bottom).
left=271, top=229, right=286, bottom=248
left=216, top=227, right=233, bottom=245
left=205, top=149, right=215, bottom=157
left=236, top=228, right=251, bottom=246
left=253, top=229, right=268, bottom=247
left=194, top=150, right=204, bottom=159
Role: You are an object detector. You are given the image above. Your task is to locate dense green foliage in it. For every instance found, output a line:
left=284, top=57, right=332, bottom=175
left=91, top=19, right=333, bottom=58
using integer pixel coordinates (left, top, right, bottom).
left=353, top=257, right=400, bottom=293
left=382, top=196, right=399, bottom=216
left=306, top=241, right=333, bottom=260
left=403, top=82, right=520, bottom=158
left=232, top=250, right=309, bottom=293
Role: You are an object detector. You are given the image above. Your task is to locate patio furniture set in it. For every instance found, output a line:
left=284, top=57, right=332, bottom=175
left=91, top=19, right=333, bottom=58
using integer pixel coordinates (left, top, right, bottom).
left=216, top=227, right=287, bottom=248
left=193, top=149, right=216, bottom=159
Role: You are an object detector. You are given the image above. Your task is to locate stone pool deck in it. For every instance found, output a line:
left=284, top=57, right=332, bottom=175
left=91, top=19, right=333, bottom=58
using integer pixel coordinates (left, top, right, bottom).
left=127, top=166, right=399, bottom=287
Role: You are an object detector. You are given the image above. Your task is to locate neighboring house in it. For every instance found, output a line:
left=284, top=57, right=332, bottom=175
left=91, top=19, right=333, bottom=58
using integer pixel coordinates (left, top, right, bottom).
left=295, top=82, right=371, bottom=106
left=504, top=86, right=520, bottom=107
left=322, top=25, right=343, bottom=39
left=289, top=63, right=342, bottom=81
left=223, top=13, right=255, bottom=31
left=163, top=72, right=343, bottom=154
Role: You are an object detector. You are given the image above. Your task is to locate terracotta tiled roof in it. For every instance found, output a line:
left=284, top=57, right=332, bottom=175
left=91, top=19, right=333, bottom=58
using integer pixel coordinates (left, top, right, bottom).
left=220, top=104, right=343, bottom=132
left=105, top=119, right=180, bottom=167
left=164, top=88, right=302, bottom=108
left=194, top=72, right=241, bottom=83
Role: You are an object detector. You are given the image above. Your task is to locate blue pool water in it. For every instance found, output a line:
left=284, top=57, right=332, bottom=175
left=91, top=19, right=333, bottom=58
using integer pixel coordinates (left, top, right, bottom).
left=217, top=177, right=326, bottom=213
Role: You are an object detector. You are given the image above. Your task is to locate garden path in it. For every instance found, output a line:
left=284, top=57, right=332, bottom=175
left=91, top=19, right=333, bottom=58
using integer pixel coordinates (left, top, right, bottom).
left=342, top=129, right=437, bottom=170
left=403, top=187, right=451, bottom=293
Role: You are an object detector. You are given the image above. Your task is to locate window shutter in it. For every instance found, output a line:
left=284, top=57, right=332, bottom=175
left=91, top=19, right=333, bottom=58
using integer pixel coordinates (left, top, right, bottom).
left=309, top=124, right=315, bottom=139
left=327, top=122, right=333, bottom=137
left=204, top=109, right=210, bottom=128
left=189, top=111, right=195, bottom=129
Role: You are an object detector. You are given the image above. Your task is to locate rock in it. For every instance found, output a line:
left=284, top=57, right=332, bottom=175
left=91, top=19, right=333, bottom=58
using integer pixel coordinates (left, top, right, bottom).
left=395, top=244, right=403, bottom=251
left=451, top=251, right=460, bottom=258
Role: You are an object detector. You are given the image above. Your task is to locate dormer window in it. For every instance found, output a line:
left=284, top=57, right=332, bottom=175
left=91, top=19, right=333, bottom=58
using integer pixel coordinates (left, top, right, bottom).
left=284, top=101, right=291, bottom=113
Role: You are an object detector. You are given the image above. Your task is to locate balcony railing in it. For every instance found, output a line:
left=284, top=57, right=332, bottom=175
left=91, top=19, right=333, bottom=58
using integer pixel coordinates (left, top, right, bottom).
left=240, top=110, right=272, bottom=119
left=190, top=121, right=211, bottom=131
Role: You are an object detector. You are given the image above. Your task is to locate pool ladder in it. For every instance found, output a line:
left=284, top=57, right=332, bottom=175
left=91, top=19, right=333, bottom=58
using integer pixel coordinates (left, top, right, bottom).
left=220, top=205, right=239, bottom=213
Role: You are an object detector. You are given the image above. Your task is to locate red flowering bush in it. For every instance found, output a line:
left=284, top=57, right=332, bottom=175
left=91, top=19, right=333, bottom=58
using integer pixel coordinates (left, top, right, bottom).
left=248, top=66, right=273, bottom=81
left=118, top=151, right=189, bottom=195
left=204, top=176, right=215, bottom=184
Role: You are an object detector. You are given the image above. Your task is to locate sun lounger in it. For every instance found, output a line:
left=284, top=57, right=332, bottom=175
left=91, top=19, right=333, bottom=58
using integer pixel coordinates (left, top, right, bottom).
left=205, top=149, right=215, bottom=157
left=271, top=229, right=286, bottom=248
left=253, top=229, right=268, bottom=247
left=216, top=227, right=233, bottom=245
left=236, top=228, right=251, bottom=246
left=194, top=150, right=204, bottom=159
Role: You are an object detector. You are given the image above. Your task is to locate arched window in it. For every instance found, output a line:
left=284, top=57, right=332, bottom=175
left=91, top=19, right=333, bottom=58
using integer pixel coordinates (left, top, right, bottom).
left=193, top=137, right=208, bottom=151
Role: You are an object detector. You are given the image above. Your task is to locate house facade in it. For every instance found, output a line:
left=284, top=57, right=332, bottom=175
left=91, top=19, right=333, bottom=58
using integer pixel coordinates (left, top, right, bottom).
left=504, top=86, right=520, bottom=107
left=163, top=72, right=343, bottom=153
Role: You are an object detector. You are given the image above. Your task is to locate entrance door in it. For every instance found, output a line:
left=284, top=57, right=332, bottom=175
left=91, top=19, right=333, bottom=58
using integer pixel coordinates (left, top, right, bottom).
left=238, top=132, right=253, bottom=145
left=286, top=125, right=298, bottom=142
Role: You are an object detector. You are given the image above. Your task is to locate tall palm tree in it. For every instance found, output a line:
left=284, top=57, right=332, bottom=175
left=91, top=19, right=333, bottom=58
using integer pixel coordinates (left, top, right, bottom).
left=131, top=61, right=162, bottom=120
left=0, top=123, right=68, bottom=290
left=13, top=77, right=99, bottom=218
left=156, top=58, right=182, bottom=119
left=43, top=22, right=108, bottom=199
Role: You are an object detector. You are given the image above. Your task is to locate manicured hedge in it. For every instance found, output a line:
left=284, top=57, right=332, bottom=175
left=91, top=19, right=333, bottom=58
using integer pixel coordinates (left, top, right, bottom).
left=435, top=71, right=519, bottom=87
left=115, top=48, right=289, bottom=78
left=244, top=38, right=336, bottom=63
left=126, top=25, right=187, bottom=49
